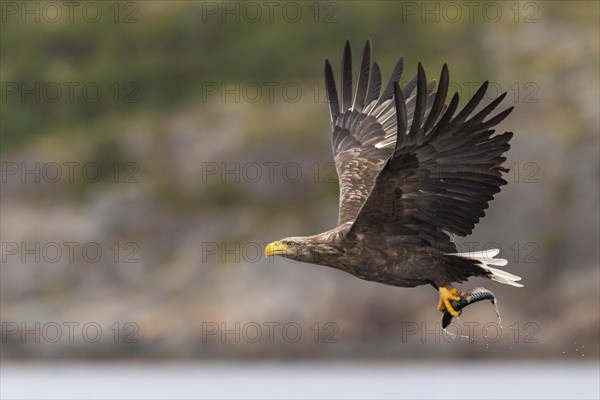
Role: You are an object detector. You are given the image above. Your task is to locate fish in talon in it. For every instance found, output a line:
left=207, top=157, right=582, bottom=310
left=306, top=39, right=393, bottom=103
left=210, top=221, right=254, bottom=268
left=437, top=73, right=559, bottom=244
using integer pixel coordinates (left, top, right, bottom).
left=441, top=287, right=498, bottom=329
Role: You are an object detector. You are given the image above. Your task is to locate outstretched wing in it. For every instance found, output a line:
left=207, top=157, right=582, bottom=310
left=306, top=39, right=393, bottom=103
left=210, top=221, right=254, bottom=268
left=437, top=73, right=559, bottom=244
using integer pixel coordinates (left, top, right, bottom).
left=326, top=40, right=439, bottom=226
left=348, top=63, right=514, bottom=252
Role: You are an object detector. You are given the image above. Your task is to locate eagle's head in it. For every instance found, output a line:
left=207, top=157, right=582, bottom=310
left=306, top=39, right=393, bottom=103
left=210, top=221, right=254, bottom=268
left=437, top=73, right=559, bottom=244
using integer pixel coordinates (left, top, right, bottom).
left=264, top=237, right=316, bottom=263
left=265, top=233, right=340, bottom=265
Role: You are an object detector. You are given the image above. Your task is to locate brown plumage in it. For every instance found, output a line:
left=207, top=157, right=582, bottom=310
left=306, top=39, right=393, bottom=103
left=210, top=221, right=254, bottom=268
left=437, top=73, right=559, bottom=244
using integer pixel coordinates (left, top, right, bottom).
left=265, top=39, right=522, bottom=321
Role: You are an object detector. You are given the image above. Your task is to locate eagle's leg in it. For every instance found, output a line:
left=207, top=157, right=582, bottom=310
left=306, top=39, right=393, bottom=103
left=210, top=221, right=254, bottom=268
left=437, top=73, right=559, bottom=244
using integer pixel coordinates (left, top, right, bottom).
left=437, top=286, right=461, bottom=317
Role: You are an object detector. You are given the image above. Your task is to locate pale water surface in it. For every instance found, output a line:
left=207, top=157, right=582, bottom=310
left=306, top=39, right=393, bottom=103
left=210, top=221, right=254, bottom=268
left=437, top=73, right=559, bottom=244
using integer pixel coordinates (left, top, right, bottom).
left=1, top=362, right=599, bottom=399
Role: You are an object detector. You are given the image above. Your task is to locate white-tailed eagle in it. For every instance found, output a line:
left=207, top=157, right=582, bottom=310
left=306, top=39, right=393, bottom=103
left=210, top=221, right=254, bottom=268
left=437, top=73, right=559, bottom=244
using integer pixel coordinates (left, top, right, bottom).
left=265, top=40, right=522, bottom=326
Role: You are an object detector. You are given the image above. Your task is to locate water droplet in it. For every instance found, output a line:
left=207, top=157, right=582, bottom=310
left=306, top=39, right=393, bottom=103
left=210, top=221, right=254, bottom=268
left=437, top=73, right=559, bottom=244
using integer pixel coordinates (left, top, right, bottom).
left=443, top=328, right=457, bottom=340
left=492, top=300, right=502, bottom=328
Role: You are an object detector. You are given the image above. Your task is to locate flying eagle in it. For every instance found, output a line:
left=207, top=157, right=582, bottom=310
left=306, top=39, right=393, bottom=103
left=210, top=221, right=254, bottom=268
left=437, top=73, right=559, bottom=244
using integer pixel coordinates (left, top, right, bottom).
left=265, top=40, right=522, bottom=325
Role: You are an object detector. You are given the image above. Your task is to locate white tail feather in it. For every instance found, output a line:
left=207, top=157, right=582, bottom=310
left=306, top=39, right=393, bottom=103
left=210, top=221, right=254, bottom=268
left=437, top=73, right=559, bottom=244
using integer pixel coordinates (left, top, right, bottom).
left=454, top=249, right=523, bottom=287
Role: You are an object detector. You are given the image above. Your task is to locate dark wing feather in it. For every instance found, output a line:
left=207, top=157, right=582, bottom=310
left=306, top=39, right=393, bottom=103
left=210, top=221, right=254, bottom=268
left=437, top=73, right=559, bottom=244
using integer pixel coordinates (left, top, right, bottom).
left=324, top=60, right=339, bottom=124
left=423, top=64, right=449, bottom=133
left=365, top=62, right=381, bottom=104
left=373, top=56, right=404, bottom=111
left=349, top=68, right=513, bottom=252
left=393, top=82, right=407, bottom=137
left=326, top=40, right=442, bottom=226
left=408, top=63, right=427, bottom=136
left=341, top=40, right=353, bottom=111
left=352, top=40, right=371, bottom=111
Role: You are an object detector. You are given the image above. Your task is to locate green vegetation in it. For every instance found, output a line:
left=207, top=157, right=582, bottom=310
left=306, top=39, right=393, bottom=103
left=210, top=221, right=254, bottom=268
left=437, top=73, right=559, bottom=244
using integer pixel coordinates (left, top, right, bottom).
left=3, top=1, right=573, bottom=150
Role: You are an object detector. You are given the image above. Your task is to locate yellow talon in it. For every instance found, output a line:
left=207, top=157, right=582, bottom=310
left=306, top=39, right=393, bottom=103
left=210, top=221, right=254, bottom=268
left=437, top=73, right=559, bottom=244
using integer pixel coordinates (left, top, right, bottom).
left=438, top=287, right=461, bottom=317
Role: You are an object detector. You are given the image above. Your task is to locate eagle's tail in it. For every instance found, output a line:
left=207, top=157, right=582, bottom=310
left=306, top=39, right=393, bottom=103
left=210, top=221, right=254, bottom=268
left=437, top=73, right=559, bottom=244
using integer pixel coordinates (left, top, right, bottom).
left=455, top=249, right=523, bottom=287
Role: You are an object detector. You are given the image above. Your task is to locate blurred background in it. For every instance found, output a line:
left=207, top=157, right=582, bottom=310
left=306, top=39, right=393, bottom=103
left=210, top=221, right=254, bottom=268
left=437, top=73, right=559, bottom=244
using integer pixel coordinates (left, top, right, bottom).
left=1, top=0, right=599, bottom=398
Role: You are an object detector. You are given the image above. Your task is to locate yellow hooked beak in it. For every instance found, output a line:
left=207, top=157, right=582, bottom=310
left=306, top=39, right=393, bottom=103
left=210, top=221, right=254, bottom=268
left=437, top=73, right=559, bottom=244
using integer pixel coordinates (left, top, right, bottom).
left=265, top=241, right=288, bottom=257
